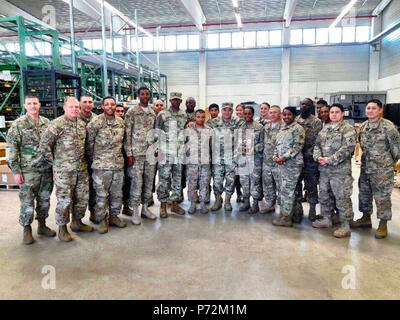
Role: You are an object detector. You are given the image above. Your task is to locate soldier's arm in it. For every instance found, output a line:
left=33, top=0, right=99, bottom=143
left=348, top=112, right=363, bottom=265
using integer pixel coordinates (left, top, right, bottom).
left=5, top=124, right=22, bottom=174
left=124, top=110, right=133, bottom=157
left=387, top=125, right=400, bottom=162
left=254, top=128, right=264, bottom=154
left=327, top=127, right=356, bottom=166
left=281, top=127, right=305, bottom=160
left=39, top=125, right=57, bottom=165
left=313, top=133, right=323, bottom=162
left=86, top=122, right=97, bottom=163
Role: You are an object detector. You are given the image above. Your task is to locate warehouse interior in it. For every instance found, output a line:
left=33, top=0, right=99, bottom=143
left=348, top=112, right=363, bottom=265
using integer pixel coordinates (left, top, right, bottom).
left=1, top=0, right=400, bottom=300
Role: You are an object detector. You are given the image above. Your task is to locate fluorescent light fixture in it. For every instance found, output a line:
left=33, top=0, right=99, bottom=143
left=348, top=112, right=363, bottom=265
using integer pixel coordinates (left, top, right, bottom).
left=232, top=0, right=239, bottom=8
left=329, top=0, right=358, bottom=30
left=235, top=12, right=242, bottom=28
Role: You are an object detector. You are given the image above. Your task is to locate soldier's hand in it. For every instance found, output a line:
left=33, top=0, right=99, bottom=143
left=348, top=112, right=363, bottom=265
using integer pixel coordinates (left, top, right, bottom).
left=275, top=157, right=285, bottom=165
left=128, top=156, right=135, bottom=166
left=186, top=121, right=195, bottom=129
left=13, top=173, right=24, bottom=185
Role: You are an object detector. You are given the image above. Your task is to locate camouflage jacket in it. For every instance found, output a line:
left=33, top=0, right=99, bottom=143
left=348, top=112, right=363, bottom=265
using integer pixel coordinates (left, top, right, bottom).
left=359, top=118, right=400, bottom=174
left=263, top=120, right=283, bottom=165
left=40, top=115, right=87, bottom=172
left=234, top=121, right=264, bottom=166
left=6, top=115, right=51, bottom=174
left=257, top=117, right=269, bottom=126
left=124, top=105, right=156, bottom=157
left=274, top=121, right=305, bottom=167
left=296, top=114, right=323, bottom=162
left=78, top=111, right=96, bottom=125
left=313, top=121, right=356, bottom=174
left=86, top=114, right=125, bottom=171
left=184, top=125, right=213, bottom=165
left=186, top=111, right=195, bottom=122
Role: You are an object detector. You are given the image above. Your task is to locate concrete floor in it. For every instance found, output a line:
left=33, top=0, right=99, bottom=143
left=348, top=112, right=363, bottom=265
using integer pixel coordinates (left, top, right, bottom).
left=1, top=163, right=400, bottom=300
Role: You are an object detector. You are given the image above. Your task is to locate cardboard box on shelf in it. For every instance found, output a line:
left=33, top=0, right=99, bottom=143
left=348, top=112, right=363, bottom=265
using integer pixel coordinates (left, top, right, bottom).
left=0, top=142, right=6, bottom=159
left=0, top=165, right=16, bottom=185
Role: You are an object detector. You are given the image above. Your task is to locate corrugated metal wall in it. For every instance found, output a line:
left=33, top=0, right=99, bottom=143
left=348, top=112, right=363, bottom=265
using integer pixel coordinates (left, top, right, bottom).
left=379, top=0, right=400, bottom=79
left=206, top=48, right=282, bottom=85
left=290, top=45, right=370, bottom=82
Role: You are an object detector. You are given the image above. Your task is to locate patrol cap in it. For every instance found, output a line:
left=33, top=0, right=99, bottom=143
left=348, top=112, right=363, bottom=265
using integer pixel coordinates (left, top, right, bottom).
left=221, top=102, right=234, bottom=109
left=170, top=92, right=182, bottom=100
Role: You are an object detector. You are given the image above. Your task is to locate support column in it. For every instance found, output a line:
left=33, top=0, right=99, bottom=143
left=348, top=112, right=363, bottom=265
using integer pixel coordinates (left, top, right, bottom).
left=369, top=15, right=382, bottom=91
left=199, top=31, right=207, bottom=109
left=281, top=26, right=290, bottom=107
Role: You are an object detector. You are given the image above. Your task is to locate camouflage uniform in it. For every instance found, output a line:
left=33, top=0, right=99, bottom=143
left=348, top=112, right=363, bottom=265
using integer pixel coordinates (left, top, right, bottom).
left=155, top=108, right=187, bottom=202
left=40, top=115, right=88, bottom=226
left=274, top=122, right=305, bottom=217
left=124, top=105, right=157, bottom=207
left=184, top=126, right=213, bottom=203
left=262, top=121, right=282, bottom=208
left=209, top=116, right=244, bottom=196
left=313, top=121, right=356, bottom=222
left=257, top=117, right=269, bottom=126
left=358, top=118, right=400, bottom=220
left=6, top=115, right=53, bottom=227
left=235, top=121, right=264, bottom=201
left=86, top=114, right=125, bottom=222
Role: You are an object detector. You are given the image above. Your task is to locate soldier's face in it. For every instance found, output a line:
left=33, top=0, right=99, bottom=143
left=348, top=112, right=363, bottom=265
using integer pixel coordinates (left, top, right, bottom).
left=25, top=97, right=40, bottom=118
left=139, top=89, right=151, bottom=105
left=115, top=107, right=124, bottom=119
left=300, top=99, right=313, bottom=114
left=236, top=106, right=244, bottom=118
left=260, top=104, right=269, bottom=118
left=221, top=108, right=233, bottom=121
left=170, top=98, right=182, bottom=109
left=102, top=98, right=116, bottom=117
left=63, top=98, right=80, bottom=120
left=186, top=99, right=195, bottom=112
left=282, top=109, right=295, bottom=125
left=153, top=100, right=164, bottom=114
left=329, top=107, right=343, bottom=123
left=243, top=109, right=253, bottom=123
left=269, top=107, right=281, bottom=122
left=195, top=112, right=205, bottom=126
left=320, top=106, right=330, bottom=123
left=316, top=104, right=323, bottom=117
left=366, top=102, right=381, bottom=121
left=80, top=97, right=94, bottom=114
left=209, top=107, right=219, bottom=119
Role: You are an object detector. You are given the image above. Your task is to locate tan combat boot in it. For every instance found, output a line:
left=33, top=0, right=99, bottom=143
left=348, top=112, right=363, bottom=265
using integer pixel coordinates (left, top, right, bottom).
left=37, top=219, right=56, bottom=237
left=312, top=216, right=332, bottom=228
left=211, top=193, right=222, bottom=211
left=350, top=214, right=372, bottom=228
left=308, top=203, right=317, bottom=221
left=58, top=225, right=72, bottom=242
left=109, top=215, right=127, bottom=228
left=239, top=197, right=251, bottom=212
left=224, top=193, right=232, bottom=211
left=171, top=201, right=185, bottom=215
left=200, top=202, right=209, bottom=214
left=97, top=219, right=108, bottom=234
left=375, top=220, right=388, bottom=239
left=188, top=202, right=197, bottom=214
left=122, top=205, right=133, bottom=216
left=70, top=219, right=94, bottom=232
left=260, top=205, right=275, bottom=214
left=333, top=221, right=351, bottom=238
left=160, top=202, right=168, bottom=219
left=272, top=215, right=293, bottom=227
left=23, top=225, right=35, bottom=245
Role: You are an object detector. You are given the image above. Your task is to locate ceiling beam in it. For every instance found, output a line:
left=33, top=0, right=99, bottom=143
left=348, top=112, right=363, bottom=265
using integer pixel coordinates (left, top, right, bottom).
left=372, top=0, right=392, bottom=16
left=180, top=0, right=206, bottom=31
left=283, top=0, right=299, bottom=27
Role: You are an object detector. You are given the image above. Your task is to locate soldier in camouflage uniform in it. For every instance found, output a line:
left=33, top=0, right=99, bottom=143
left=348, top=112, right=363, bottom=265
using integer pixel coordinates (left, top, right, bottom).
left=352, top=99, right=400, bottom=239
left=6, top=95, right=56, bottom=245
left=261, top=105, right=282, bottom=214
left=205, top=103, right=220, bottom=127
left=184, top=110, right=212, bottom=214
left=272, top=107, right=305, bottom=227
left=235, top=106, right=263, bottom=214
left=124, top=87, right=157, bottom=225
left=257, top=102, right=270, bottom=126
left=156, top=92, right=187, bottom=218
left=78, top=94, right=97, bottom=224
left=312, top=104, right=356, bottom=238
left=294, top=98, right=323, bottom=222
left=86, top=96, right=127, bottom=234
left=40, top=97, right=94, bottom=242
left=209, top=102, right=245, bottom=211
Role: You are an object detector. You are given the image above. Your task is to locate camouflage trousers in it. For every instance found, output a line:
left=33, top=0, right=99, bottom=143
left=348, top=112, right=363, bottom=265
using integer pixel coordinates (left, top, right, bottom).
left=358, top=167, right=394, bottom=220
left=295, top=160, right=319, bottom=205
left=279, top=164, right=302, bottom=217
left=128, top=156, right=156, bottom=207
left=157, top=163, right=182, bottom=202
left=212, top=164, right=236, bottom=196
left=54, top=169, right=88, bottom=226
left=238, top=160, right=262, bottom=200
left=262, top=163, right=280, bottom=208
left=92, top=169, right=124, bottom=222
left=319, top=171, right=354, bottom=221
left=18, top=171, right=53, bottom=227
left=187, top=164, right=211, bottom=203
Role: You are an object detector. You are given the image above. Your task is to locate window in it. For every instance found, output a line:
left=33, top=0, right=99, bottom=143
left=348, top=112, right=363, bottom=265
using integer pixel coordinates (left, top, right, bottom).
left=316, top=28, right=329, bottom=44
left=142, top=37, right=154, bottom=51
left=244, top=31, right=256, bottom=47
left=43, top=42, right=52, bottom=55
left=155, top=36, right=165, bottom=51
left=177, top=34, right=188, bottom=50
left=219, top=33, right=231, bottom=48
left=114, top=38, right=122, bottom=53
left=207, top=33, right=219, bottom=49
left=83, top=40, right=92, bottom=50
left=106, top=39, right=112, bottom=53
left=25, top=43, right=35, bottom=56
left=131, top=37, right=143, bottom=51
left=256, top=31, right=268, bottom=46
left=188, top=34, right=199, bottom=49
left=342, top=27, right=356, bottom=43
left=232, top=32, right=243, bottom=48
left=269, top=30, right=282, bottom=45
left=329, top=27, right=342, bottom=43
left=290, top=29, right=303, bottom=45
left=60, top=45, right=71, bottom=56
left=165, top=35, right=176, bottom=51
left=303, top=29, right=316, bottom=44
left=356, top=26, right=370, bottom=42
left=92, top=38, right=102, bottom=50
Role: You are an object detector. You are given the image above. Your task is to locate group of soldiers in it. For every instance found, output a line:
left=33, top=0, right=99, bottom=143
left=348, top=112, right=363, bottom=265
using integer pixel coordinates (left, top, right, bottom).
left=5, top=87, right=400, bottom=244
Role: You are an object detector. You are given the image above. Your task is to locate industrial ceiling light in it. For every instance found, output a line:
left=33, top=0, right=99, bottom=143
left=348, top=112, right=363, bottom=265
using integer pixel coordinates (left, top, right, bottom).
left=232, top=0, right=239, bottom=8
left=235, top=12, right=242, bottom=28
left=329, top=0, right=358, bottom=30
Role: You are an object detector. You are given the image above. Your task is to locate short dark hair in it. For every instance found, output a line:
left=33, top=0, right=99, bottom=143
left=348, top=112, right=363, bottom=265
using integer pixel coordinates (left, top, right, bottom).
left=116, top=103, right=124, bottom=108
left=330, top=103, right=344, bottom=112
left=137, top=86, right=150, bottom=95
left=25, top=94, right=39, bottom=101
left=367, top=99, right=383, bottom=108
left=209, top=103, right=219, bottom=111
left=195, top=109, right=205, bottom=115
left=244, top=106, right=255, bottom=115
left=260, top=102, right=270, bottom=107
left=80, top=94, right=93, bottom=101
left=102, top=96, right=116, bottom=105
left=303, top=98, right=314, bottom=106
left=317, top=99, right=328, bottom=106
